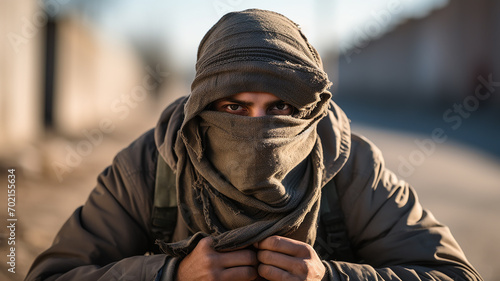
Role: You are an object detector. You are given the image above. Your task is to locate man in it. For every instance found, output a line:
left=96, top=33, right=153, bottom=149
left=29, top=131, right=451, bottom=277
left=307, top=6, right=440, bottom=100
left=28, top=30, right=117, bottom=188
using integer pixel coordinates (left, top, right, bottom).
left=26, top=9, right=483, bottom=281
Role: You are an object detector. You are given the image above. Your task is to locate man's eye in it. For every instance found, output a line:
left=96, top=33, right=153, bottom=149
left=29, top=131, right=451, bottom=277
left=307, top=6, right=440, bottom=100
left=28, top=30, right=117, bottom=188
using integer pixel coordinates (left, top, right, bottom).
left=274, top=103, right=289, bottom=110
left=269, top=102, right=294, bottom=115
left=226, top=104, right=242, bottom=111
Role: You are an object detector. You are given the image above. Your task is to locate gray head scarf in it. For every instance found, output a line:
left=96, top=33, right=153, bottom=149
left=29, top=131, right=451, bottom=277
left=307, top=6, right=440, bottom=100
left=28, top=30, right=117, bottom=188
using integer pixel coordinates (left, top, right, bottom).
left=157, top=9, right=334, bottom=258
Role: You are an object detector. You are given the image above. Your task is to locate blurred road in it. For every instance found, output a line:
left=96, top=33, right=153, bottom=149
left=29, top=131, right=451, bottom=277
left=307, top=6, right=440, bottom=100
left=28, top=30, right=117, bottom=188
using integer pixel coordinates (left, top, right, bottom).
left=1, top=97, right=498, bottom=280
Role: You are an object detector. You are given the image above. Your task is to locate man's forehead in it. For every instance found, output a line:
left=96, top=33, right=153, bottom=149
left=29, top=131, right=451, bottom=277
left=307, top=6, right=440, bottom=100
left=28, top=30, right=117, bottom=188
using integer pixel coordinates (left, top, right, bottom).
left=217, top=92, right=284, bottom=104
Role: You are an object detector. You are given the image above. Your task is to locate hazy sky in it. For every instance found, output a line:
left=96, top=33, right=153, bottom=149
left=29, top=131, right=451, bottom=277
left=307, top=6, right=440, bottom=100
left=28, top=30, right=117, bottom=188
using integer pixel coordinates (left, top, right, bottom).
left=67, top=0, right=449, bottom=69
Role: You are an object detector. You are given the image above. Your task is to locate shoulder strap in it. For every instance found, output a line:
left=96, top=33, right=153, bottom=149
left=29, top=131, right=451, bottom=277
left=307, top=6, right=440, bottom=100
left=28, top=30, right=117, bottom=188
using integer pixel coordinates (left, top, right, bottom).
left=151, top=155, right=178, bottom=242
left=315, top=179, right=358, bottom=262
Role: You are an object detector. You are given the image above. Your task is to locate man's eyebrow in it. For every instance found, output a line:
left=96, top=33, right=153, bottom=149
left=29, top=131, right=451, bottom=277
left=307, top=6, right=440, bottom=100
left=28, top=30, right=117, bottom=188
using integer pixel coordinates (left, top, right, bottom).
left=220, top=97, right=253, bottom=107
left=266, top=100, right=291, bottom=108
left=220, top=98, right=289, bottom=107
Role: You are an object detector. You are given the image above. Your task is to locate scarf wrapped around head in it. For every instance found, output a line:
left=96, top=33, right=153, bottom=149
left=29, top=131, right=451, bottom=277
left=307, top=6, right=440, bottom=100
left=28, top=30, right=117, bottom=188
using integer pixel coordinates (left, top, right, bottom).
left=157, top=9, right=334, bottom=257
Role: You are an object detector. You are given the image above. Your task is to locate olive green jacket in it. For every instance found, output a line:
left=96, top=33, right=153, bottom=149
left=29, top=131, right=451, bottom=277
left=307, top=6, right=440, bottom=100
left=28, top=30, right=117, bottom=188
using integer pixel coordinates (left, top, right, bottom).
left=26, top=98, right=482, bottom=281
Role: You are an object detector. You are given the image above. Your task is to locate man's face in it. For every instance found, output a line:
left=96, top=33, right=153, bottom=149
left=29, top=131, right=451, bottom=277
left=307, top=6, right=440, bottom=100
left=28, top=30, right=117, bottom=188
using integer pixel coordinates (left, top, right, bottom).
left=212, top=92, right=295, bottom=117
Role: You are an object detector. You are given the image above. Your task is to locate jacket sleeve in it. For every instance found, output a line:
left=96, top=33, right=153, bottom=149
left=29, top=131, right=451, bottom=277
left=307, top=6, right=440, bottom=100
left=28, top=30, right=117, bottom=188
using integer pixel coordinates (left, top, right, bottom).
left=325, top=134, right=483, bottom=281
left=25, top=129, right=178, bottom=281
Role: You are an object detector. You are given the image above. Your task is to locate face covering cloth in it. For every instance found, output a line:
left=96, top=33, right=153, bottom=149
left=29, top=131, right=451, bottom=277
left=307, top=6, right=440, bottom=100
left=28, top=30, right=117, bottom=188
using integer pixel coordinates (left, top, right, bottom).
left=157, top=8, right=334, bottom=258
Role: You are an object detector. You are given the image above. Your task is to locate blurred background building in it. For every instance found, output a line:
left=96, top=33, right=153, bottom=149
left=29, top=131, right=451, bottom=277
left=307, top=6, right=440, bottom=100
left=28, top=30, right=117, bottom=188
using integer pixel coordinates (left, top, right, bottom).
left=337, top=0, right=500, bottom=105
left=1, top=0, right=499, bottom=280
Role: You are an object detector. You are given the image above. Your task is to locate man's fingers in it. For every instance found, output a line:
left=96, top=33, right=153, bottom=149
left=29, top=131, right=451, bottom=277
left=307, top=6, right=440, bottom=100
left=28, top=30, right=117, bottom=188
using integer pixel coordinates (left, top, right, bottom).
left=219, top=249, right=258, bottom=268
left=197, top=236, right=215, bottom=250
left=194, top=237, right=258, bottom=268
left=258, top=263, right=292, bottom=281
left=257, top=249, right=300, bottom=273
left=255, top=236, right=326, bottom=280
left=256, top=236, right=311, bottom=257
left=220, top=266, right=259, bottom=281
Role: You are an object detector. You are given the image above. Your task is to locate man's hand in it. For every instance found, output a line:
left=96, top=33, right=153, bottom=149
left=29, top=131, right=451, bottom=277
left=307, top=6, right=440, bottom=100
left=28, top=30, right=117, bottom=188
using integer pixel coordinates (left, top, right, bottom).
left=254, top=236, right=326, bottom=281
left=176, top=236, right=259, bottom=281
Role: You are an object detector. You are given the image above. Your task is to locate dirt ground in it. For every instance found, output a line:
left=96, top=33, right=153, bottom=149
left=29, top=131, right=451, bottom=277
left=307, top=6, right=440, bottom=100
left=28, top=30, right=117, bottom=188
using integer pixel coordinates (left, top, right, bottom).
left=1, top=98, right=499, bottom=280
